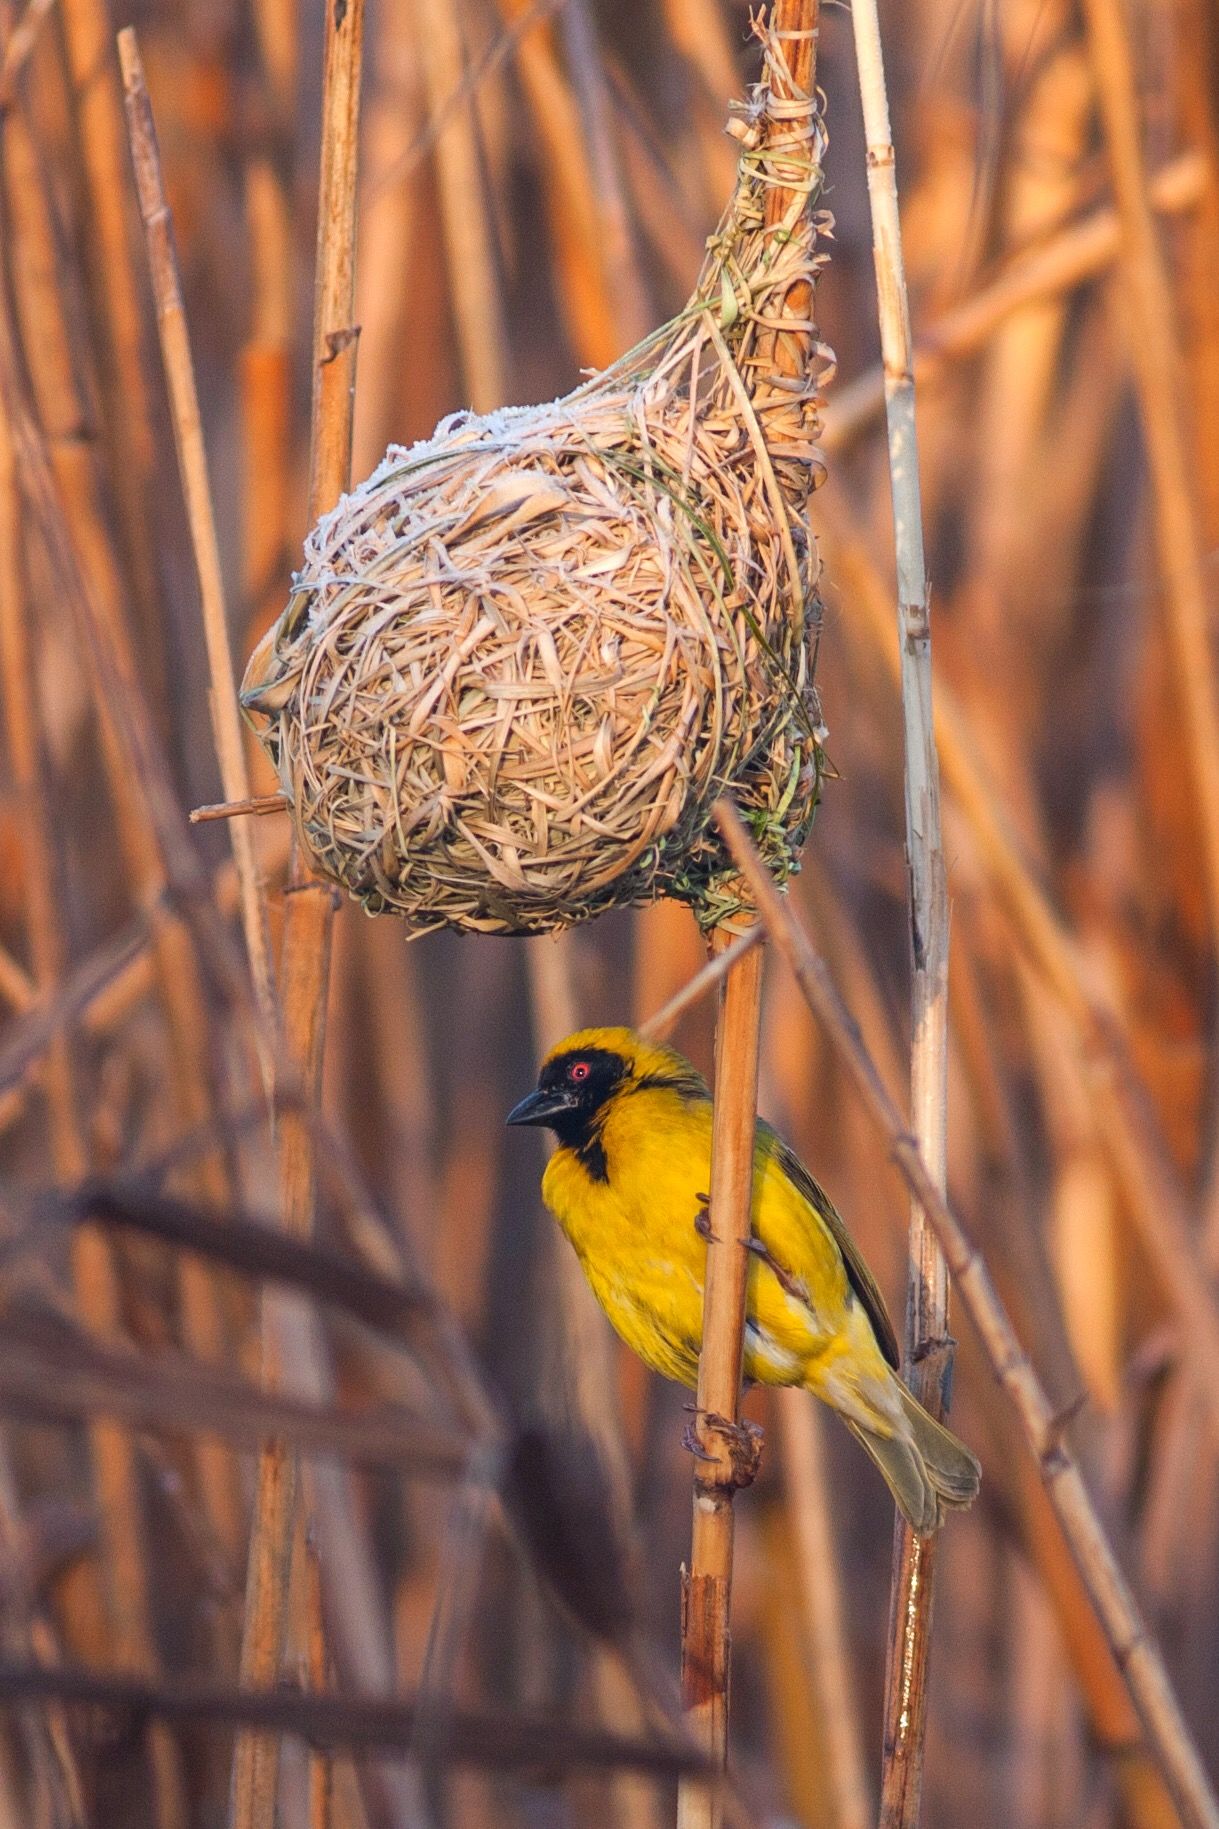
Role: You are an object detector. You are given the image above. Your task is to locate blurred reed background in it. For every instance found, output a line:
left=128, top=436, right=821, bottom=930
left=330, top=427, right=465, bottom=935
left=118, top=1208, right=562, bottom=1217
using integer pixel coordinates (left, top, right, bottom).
left=1, top=0, right=1218, bottom=1825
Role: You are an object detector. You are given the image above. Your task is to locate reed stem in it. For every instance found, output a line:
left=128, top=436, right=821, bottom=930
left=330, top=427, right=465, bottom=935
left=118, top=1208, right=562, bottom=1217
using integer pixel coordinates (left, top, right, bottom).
left=676, top=933, right=765, bottom=1829
left=117, top=28, right=275, bottom=1041
left=847, top=2, right=950, bottom=1819
left=677, top=6, right=816, bottom=1817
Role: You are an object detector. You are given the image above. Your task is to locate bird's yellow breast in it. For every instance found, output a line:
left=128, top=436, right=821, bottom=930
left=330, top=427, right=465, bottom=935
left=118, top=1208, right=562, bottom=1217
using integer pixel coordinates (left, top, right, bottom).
left=541, top=1083, right=884, bottom=1393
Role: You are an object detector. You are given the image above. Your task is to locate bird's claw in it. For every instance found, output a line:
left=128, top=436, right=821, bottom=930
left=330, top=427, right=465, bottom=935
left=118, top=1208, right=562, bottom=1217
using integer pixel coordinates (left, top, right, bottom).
left=693, top=1197, right=716, bottom=1244
left=681, top=1415, right=718, bottom=1463
left=682, top=1407, right=764, bottom=1492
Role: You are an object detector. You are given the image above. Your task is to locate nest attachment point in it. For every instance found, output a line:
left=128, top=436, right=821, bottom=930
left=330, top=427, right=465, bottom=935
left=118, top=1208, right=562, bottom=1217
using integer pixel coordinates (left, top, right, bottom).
left=242, top=23, right=835, bottom=936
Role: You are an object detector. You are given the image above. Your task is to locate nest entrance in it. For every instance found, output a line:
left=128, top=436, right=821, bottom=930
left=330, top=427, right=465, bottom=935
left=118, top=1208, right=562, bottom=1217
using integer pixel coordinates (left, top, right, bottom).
left=243, top=26, right=834, bottom=936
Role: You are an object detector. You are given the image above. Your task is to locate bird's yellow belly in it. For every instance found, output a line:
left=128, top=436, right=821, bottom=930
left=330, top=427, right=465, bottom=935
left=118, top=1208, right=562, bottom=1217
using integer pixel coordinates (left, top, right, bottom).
left=541, top=1116, right=847, bottom=1392
left=545, top=1141, right=708, bottom=1385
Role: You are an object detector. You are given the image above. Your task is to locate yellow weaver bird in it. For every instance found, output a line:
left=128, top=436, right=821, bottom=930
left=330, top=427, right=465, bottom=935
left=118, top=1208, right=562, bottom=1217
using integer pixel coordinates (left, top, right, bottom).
left=508, top=1025, right=979, bottom=1534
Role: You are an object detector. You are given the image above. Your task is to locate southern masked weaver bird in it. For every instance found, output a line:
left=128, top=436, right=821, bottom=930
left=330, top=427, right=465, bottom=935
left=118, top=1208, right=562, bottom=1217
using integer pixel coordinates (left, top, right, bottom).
left=508, top=1026, right=979, bottom=1534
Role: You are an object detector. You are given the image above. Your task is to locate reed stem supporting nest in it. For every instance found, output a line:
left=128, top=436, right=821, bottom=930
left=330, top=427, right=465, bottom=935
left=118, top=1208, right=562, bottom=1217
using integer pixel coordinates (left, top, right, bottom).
left=677, top=7, right=818, bottom=1824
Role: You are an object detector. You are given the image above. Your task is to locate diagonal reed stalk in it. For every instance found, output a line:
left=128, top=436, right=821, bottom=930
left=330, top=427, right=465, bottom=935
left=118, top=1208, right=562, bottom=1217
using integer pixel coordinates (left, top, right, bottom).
left=846, top=3, right=950, bottom=1822
left=715, top=796, right=1219, bottom=1829
left=117, top=28, right=274, bottom=1044
left=824, top=497, right=1219, bottom=1440
left=228, top=0, right=365, bottom=1824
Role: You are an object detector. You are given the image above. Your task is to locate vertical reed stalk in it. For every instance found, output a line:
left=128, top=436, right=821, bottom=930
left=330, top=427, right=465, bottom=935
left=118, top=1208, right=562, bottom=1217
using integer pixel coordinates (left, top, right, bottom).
left=230, top=0, right=365, bottom=1821
left=716, top=797, right=1219, bottom=1829
left=847, top=3, right=950, bottom=1821
left=676, top=934, right=765, bottom=1829
left=117, top=28, right=275, bottom=1039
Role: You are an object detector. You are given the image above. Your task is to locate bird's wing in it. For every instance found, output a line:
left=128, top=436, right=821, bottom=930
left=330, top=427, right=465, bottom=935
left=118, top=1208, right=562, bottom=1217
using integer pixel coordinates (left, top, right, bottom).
left=760, top=1125, right=901, bottom=1371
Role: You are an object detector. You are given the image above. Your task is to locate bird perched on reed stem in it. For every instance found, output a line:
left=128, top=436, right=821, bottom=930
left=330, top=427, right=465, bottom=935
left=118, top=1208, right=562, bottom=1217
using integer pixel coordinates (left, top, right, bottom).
left=508, top=1026, right=979, bottom=1534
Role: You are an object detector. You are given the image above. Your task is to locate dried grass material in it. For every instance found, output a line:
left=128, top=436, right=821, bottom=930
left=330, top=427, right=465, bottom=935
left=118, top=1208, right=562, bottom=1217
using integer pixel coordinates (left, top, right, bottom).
left=242, top=26, right=833, bottom=934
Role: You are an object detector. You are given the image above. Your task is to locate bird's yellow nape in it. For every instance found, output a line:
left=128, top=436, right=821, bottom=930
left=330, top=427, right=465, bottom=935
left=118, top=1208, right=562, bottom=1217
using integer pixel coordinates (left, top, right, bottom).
left=540, top=1025, right=705, bottom=1091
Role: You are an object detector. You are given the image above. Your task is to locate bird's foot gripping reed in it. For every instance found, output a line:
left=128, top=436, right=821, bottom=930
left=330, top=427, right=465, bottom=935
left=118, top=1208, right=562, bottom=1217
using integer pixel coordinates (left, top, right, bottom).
left=241, top=21, right=834, bottom=937
left=681, top=1410, right=765, bottom=1493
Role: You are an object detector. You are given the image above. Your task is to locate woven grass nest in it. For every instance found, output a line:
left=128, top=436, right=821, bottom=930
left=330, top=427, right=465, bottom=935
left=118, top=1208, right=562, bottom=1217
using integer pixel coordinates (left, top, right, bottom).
left=242, top=22, right=835, bottom=936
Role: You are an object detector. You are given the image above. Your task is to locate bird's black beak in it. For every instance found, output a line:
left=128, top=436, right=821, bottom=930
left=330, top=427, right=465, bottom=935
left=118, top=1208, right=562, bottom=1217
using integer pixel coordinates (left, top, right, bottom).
left=506, top=1086, right=575, bottom=1128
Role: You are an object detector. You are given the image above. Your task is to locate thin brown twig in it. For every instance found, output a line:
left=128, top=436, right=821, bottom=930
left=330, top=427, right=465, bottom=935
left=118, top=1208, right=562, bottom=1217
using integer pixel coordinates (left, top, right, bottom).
left=527, top=933, right=663, bottom=1829
left=638, top=926, right=765, bottom=1041
left=0, top=376, right=96, bottom=1829
left=190, top=793, right=291, bottom=824
left=371, top=0, right=565, bottom=204
left=848, top=1, right=951, bottom=1819
left=715, top=796, right=1219, bottom=1829
left=117, top=29, right=275, bottom=1045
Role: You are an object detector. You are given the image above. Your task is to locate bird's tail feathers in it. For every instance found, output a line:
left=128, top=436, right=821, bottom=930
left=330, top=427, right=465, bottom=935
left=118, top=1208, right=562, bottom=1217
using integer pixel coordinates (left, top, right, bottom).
left=847, top=1385, right=981, bottom=1535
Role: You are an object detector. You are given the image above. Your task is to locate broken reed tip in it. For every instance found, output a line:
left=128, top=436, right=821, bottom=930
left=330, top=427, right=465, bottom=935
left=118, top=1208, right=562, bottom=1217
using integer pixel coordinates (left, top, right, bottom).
left=189, top=792, right=290, bottom=825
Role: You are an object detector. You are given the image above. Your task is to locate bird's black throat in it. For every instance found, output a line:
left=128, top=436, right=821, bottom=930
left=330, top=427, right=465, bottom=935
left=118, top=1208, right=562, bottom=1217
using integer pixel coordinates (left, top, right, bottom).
left=535, top=1046, right=631, bottom=1182
left=558, top=1112, right=610, bottom=1183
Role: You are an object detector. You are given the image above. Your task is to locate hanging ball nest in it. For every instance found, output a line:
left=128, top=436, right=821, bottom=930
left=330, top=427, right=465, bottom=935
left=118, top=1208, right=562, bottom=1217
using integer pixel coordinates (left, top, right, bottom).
left=242, top=22, right=835, bottom=936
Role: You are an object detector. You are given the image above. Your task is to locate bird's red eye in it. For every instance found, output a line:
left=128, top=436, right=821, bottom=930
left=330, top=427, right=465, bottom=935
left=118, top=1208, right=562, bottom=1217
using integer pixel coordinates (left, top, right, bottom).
left=569, top=1060, right=590, bottom=1083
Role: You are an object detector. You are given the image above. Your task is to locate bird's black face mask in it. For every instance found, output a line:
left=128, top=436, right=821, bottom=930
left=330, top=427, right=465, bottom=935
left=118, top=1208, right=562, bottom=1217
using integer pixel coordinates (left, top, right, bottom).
left=506, top=1047, right=630, bottom=1151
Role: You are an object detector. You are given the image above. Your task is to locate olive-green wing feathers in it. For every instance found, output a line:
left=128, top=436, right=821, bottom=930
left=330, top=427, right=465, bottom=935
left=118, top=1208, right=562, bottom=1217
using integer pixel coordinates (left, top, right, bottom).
left=762, top=1127, right=901, bottom=1370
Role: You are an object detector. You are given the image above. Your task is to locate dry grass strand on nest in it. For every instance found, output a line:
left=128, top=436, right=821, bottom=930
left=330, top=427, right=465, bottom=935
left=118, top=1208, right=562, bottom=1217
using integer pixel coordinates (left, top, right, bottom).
left=242, top=23, right=834, bottom=935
